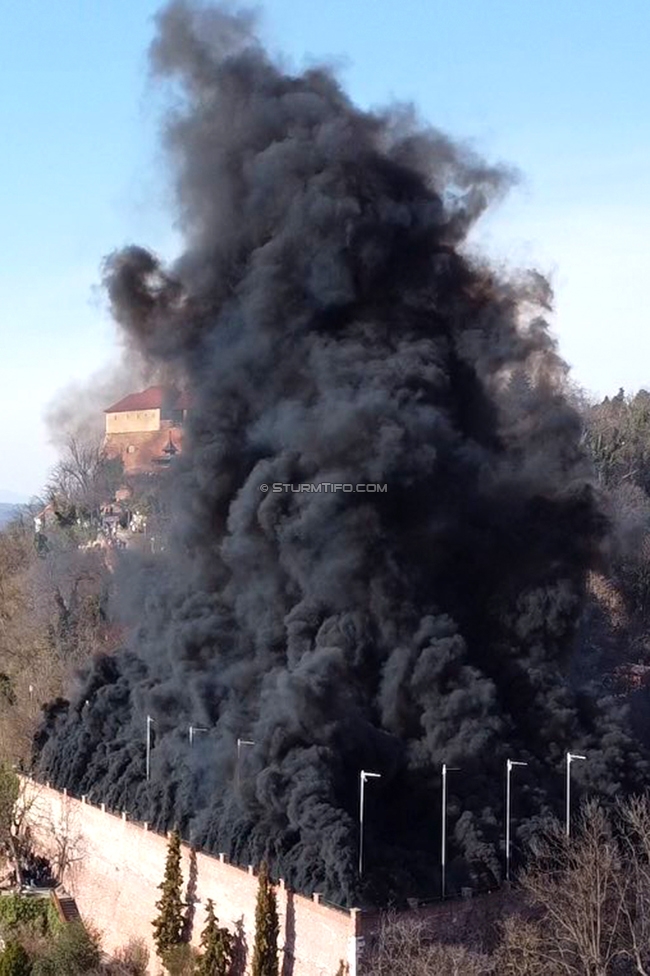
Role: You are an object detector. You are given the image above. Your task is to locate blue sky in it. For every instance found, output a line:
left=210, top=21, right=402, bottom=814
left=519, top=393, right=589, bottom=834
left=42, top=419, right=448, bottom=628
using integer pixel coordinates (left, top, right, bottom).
left=1, top=0, right=649, bottom=498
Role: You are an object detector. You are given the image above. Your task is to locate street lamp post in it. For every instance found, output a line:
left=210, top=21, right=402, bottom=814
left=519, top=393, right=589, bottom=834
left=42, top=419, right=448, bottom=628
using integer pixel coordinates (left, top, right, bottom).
left=146, top=715, right=155, bottom=782
left=565, top=752, right=586, bottom=837
left=441, top=763, right=460, bottom=900
left=236, top=738, right=255, bottom=790
left=505, top=759, right=528, bottom=882
left=359, top=770, right=381, bottom=878
left=189, top=726, right=208, bottom=747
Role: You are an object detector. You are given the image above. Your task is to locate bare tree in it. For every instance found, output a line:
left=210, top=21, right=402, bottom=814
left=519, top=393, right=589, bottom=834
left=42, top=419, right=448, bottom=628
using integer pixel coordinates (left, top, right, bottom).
left=0, top=766, right=41, bottom=889
left=361, top=913, right=493, bottom=976
left=496, top=797, right=650, bottom=976
left=26, top=791, right=88, bottom=883
left=494, top=915, right=561, bottom=976
left=614, top=796, right=650, bottom=976
left=47, top=434, right=123, bottom=525
left=517, top=801, right=629, bottom=976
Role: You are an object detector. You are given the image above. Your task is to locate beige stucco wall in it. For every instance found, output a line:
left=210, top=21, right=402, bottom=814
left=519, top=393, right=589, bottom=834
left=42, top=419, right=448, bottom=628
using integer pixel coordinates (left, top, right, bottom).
left=105, top=409, right=161, bottom=434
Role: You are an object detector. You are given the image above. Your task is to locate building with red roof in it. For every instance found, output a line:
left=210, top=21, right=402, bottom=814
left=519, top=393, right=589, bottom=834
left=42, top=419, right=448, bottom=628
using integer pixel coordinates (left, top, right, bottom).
left=103, top=386, right=190, bottom=475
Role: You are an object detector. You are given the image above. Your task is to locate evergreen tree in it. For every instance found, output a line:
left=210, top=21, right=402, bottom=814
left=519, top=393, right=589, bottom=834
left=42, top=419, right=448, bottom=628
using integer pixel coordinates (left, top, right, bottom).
left=196, top=899, right=233, bottom=976
left=251, top=861, right=279, bottom=976
left=151, top=830, right=185, bottom=965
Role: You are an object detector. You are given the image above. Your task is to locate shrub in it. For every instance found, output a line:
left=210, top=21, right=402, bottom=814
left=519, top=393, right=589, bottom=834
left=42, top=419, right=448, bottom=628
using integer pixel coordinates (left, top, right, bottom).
left=0, top=898, right=48, bottom=937
left=0, top=924, right=47, bottom=969
left=0, top=941, right=31, bottom=976
left=109, top=938, right=149, bottom=976
left=44, top=903, right=62, bottom=938
left=29, top=961, right=54, bottom=976
left=161, top=943, right=199, bottom=976
left=33, top=921, right=101, bottom=976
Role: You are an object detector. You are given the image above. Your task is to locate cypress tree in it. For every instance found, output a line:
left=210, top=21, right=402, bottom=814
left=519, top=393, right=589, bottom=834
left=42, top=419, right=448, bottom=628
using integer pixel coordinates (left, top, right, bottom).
left=251, top=861, right=279, bottom=976
left=196, top=899, right=233, bottom=976
left=151, top=830, right=185, bottom=964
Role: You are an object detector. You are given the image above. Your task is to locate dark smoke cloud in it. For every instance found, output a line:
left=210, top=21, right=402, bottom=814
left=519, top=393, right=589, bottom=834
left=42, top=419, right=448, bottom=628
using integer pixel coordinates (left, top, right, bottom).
left=44, top=264, right=187, bottom=453
left=43, top=353, right=170, bottom=451
left=36, top=0, right=647, bottom=905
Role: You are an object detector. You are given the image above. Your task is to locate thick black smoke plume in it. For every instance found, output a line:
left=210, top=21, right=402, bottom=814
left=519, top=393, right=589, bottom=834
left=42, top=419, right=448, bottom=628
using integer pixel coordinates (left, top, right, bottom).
left=36, top=0, right=646, bottom=906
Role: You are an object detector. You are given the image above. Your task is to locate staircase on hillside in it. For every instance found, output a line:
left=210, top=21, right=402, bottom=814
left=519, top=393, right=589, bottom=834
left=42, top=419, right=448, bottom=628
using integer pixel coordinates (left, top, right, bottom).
left=50, top=889, right=82, bottom=924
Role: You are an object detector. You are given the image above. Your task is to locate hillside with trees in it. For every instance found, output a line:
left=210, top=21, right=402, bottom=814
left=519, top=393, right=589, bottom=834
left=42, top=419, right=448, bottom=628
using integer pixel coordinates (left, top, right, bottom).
left=0, top=434, right=168, bottom=768
left=2, top=389, right=650, bottom=800
left=576, top=389, right=650, bottom=740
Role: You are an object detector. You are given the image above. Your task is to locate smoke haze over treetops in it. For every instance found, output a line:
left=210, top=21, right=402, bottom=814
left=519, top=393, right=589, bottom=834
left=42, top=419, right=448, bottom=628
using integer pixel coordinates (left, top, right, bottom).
left=35, top=0, right=646, bottom=904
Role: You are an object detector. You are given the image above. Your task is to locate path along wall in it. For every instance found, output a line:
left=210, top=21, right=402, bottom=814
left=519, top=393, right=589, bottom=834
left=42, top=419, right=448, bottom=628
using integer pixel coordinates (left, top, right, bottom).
left=20, top=778, right=360, bottom=976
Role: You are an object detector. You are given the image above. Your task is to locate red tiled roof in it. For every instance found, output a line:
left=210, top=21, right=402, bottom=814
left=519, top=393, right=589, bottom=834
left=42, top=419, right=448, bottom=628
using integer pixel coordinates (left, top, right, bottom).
left=105, top=387, right=190, bottom=413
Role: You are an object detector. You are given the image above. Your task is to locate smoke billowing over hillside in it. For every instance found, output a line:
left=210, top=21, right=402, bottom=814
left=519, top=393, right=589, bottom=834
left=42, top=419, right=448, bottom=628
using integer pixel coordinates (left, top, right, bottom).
left=35, top=0, right=646, bottom=905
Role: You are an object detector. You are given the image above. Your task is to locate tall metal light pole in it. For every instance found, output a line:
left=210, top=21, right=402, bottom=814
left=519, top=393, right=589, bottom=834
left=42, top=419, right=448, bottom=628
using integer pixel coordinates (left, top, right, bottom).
left=505, top=759, right=528, bottom=882
left=565, top=752, right=586, bottom=837
left=146, top=715, right=155, bottom=782
left=189, top=726, right=208, bottom=747
left=359, top=770, right=381, bottom=878
left=441, top=763, right=460, bottom=900
left=236, top=738, right=255, bottom=790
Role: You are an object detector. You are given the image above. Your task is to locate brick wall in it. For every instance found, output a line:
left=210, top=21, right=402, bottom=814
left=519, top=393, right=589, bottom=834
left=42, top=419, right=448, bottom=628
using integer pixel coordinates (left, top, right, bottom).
left=359, top=887, right=525, bottom=956
left=103, top=427, right=184, bottom=475
left=20, top=779, right=358, bottom=976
